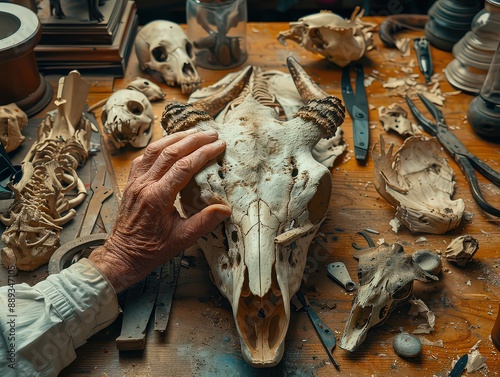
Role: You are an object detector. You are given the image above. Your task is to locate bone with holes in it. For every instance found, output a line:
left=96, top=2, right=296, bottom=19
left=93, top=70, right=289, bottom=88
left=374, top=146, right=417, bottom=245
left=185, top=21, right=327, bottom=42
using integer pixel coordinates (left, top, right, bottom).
left=372, top=135, right=465, bottom=234
left=277, top=8, right=375, bottom=68
left=101, top=89, right=154, bottom=149
left=0, top=103, right=28, bottom=153
left=0, top=71, right=91, bottom=271
left=135, top=20, right=201, bottom=95
left=340, top=243, right=438, bottom=352
left=161, top=57, right=345, bottom=367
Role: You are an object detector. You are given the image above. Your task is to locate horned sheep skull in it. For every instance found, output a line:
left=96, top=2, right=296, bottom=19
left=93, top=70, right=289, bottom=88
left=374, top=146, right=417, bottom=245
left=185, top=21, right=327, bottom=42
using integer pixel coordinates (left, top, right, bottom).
left=101, top=89, right=154, bottom=149
left=161, top=57, right=345, bottom=367
left=135, top=20, right=201, bottom=95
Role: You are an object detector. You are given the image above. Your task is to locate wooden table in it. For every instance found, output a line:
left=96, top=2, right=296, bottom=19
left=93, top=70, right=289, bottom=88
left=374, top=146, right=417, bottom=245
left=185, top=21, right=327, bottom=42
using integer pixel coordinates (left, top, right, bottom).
left=8, top=20, right=500, bottom=376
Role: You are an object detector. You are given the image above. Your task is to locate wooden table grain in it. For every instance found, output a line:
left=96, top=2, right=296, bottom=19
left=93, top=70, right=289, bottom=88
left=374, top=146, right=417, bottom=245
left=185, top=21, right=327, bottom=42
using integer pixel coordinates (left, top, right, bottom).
left=10, top=20, right=500, bottom=376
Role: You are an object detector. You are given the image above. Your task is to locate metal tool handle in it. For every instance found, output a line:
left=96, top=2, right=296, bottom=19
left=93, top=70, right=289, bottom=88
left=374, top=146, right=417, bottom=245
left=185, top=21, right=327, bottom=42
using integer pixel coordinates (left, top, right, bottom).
left=303, top=306, right=340, bottom=369
left=414, top=37, right=433, bottom=82
left=342, top=64, right=370, bottom=161
left=467, top=153, right=500, bottom=187
left=296, top=290, right=340, bottom=369
left=457, top=155, right=500, bottom=217
left=327, top=262, right=357, bottom=291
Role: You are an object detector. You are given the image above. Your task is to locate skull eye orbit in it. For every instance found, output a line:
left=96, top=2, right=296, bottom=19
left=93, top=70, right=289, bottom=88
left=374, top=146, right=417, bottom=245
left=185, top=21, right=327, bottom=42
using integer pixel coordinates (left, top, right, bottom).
left=152, top=46, right=168, bottom=62
left=392, top=282, right=412, bottom=300
left=126, top=101, right=144, bottom=116
left=185, top=41, right=193, bottom=58
left=307, top=172, right=332, bottom=224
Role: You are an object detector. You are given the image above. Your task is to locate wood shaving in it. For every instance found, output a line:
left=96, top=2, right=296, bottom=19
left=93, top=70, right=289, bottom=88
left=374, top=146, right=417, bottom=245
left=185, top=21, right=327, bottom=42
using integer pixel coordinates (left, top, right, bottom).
left=409, top=299, right=435, bottom=334
left=467, top=341, right=488, bottom=373
left=395, top=38, right=411, bottom=57
left=416, top=336, right=444, bottom=347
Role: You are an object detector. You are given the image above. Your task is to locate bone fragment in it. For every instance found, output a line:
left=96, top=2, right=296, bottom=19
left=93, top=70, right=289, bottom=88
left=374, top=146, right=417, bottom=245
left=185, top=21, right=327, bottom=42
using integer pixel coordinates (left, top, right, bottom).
left=372, top=135, right=465, bottom=234
left=445, top=235, right=479, bottom=266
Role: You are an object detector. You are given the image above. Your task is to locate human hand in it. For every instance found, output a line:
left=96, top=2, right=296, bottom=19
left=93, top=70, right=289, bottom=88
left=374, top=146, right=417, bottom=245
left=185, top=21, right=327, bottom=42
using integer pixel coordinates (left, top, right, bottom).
left=89, top=129, right=231, bottom=292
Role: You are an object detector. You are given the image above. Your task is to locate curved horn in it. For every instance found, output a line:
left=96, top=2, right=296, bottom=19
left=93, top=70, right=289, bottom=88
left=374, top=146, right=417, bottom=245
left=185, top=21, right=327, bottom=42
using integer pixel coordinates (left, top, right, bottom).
left=294, top=96, right=345, bottom=139
left=192, top=65, right=254, bottom=118
left=286, top=56, right=329, bottom=101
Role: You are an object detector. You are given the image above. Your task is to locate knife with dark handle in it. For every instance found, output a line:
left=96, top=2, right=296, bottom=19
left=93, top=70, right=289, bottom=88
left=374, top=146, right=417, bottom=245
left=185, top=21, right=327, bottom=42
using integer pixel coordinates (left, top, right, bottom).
left=449, top=354, right=468, bottom=377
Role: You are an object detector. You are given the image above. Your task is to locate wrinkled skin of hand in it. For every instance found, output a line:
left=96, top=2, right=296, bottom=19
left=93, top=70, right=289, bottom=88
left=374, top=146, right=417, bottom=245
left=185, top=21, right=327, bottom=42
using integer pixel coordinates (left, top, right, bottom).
left=89, top=129, right=231, bottom=292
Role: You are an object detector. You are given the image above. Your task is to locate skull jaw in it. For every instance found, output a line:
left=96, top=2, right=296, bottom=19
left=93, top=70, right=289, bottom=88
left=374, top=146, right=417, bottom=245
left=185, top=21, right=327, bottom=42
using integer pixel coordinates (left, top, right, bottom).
left=235, top=288, right=289, bottom=367
left=340, top=282, right=415, bottom=352
left=158, top=66, right=201, bottom=95
left=239, top=338, right=285, bottom=368
left=339, top=304, right=376, bottom=352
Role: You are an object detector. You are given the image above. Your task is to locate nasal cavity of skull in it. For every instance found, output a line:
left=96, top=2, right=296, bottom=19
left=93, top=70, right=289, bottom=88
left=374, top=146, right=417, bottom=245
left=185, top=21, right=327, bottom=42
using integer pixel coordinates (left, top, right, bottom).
left=126, top=101, right=144, bottom=116
left=238, top=277, right=285, bottom=351
left=152, top=47, right=168, bottom=62
left=183, top=62, right=195, bottom=76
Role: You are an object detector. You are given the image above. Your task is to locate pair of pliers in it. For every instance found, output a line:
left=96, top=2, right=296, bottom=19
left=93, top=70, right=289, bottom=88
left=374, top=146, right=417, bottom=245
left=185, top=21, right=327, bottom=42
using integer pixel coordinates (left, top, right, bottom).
left=406, top=93, right=500, bottom=217
left=342, top=63, right=370, bottom=162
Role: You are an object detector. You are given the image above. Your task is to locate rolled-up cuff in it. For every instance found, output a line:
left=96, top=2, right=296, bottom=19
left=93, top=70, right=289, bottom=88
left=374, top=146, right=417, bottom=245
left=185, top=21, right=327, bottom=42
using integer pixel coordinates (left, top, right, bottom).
left=35, top=258, right=120, bottom=348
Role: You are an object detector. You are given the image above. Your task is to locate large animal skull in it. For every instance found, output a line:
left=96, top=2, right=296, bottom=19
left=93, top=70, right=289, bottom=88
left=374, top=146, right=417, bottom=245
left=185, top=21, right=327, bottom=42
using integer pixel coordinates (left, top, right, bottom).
left=135, top=20, right=201, bottom=95
left=277, top=9, right=375, bottom=68
left=161, top=57, right=345, bottom=367
left=101, top=89, right=154, bottom=149
left=340, top=243, right=438, bottom=352
left=0, top=103, right=27, bottom=153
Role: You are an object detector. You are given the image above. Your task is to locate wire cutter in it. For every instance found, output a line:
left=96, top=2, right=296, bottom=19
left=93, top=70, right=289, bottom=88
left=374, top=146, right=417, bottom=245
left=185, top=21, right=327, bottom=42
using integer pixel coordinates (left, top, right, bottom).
left=342, top=63, right=370, bottom=161
left=406, top=93, right=500, bottom=217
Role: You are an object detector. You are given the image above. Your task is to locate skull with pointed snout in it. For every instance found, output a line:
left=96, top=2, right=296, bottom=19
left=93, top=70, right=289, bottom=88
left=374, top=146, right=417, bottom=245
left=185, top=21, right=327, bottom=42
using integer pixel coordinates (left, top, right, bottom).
left=101, top=89, right=154, bottom=149
left=161, top=57, right=345, bottom=367
left=340, top=243, right=438, bottom=352
left=135, top=20, right=201, bottom=95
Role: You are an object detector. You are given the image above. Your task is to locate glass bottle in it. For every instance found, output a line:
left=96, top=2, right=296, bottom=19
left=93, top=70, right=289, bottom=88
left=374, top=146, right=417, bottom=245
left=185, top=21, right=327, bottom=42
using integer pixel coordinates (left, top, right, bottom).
left=186, top=0, right=248, bottom=70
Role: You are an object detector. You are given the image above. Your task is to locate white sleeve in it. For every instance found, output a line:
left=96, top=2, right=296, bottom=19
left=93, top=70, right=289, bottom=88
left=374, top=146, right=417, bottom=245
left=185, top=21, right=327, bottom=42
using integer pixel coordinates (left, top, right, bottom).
left=0, top=258, right=120, bottom=377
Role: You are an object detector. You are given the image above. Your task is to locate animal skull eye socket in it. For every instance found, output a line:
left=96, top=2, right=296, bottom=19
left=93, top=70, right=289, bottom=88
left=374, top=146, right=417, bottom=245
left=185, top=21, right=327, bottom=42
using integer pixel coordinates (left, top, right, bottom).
left=126, top=101, right=144, bottom=115
left=307, top=172, right=332, bottom=224
left=152, top=46, right=168, bottom=62
left=392, top=282, right=412, bottom=300
left=185, top=41, right=193, bottom=58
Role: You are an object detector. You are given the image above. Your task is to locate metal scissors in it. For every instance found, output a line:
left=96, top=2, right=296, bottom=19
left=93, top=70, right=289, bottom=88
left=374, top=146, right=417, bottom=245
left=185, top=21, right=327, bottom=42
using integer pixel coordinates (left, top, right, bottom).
left=406, top=93, right=500, bottom=217
left=342, top=63, right=370, bottom=161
